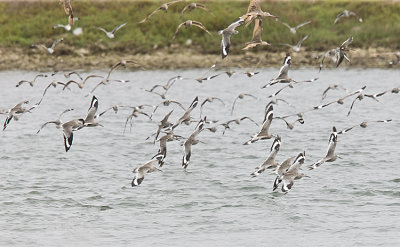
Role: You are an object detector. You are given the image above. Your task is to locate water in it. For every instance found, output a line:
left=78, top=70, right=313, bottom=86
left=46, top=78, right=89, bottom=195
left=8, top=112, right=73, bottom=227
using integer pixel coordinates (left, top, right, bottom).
left=0, top=68, right=399, bottom=246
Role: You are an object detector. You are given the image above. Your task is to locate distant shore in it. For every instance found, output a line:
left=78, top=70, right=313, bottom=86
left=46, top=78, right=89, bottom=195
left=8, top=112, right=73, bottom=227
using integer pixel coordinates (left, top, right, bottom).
left=0, top=46, right=398, bottom=71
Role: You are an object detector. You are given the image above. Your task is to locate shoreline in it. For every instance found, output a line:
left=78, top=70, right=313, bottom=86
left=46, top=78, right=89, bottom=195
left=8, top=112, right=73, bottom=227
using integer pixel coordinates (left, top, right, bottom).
left=0, top=47, right=398, bottom=71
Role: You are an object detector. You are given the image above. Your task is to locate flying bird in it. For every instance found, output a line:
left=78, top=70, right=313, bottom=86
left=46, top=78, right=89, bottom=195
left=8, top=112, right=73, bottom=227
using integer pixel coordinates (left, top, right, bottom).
left=242, top=19, right=270, bottom=50
left=96, top=23, right=127, bottom=39
left=281, top=34, right=310, bottom=53
left=278, top=20, right=311, bottom=34
left=273, top=151, right=305, bottom=193
left=16, top=74, right=47, bottom=87
left=131, top=155, right=163, bottom=186
left=251, top=135, right=281, bottom=177
left=62, top=118, right=85, bottom=152
left=244, top=102, right=274, bottom=144
left=36, top=109, right=74, bottom=134
left=59, top=0, right=74, bottom=26
left=334, top=9, right=362, bottom=24
left=171, top=20, right=211, bottom=40
left=32, top=38, right=64, bottom=54
left=218, top=19, right=244, bottom=59
left=309, top=127, right=340, bottom=170
left=180, top=3, right=212, bottom=18
left=139, top=0, right=184, bottom=23
left=182, top=117, right=205, bottom=169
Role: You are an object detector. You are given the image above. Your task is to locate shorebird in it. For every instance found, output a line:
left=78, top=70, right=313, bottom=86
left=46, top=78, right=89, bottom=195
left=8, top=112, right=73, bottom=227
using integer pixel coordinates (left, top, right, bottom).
left=273, top=151, right=305, bottom=193
left=62, top=75, right=103, bottom=90
left=60, top=0, right=74, bottom=26
left=218, top=116, right=259, bottom=135
left=243, top=70, right=260, bottom=77
left=266, top=77, right=318, bottom=99
left=108, top=60, right=138, bottom=77
left=251, top=136, right=281, bottom=177
left=239, top=0, right=277, bottom=26
left=139, top=0, right=184, bottom=24
left=131, top=155, right=163, bottom=187
left=63, top=71, right=83, bottom=80
left=182, top=116, right=205, bottom=169
left=244, top=102, right=274, bottom=145
left=123, top=106, right=153, bottom=134
left=53, top=23, right=72, bottom=31
left=180, top=2, right=212, bottom=18
left=273, top=117, right=304, bottom=130
left=338, top=120, right=392, bottom=134
left=231, top=93, right=258, bottom=115
left=81, top=96, right=103, bottom=128
left=153, top=130, right=183, bottom=166
left=200, top=97, right=225, bottom=117
left=36, top=108, right=74, bottom=134
left=32, top=38, right=64, bottom=54
left=321, top=84, right=348, bottom=100
left=150, top=110, right=174, bottom=143
left=16, top=74, right=47, bottom=87
left=273, top=156, right=295, bottom=188
left=3, top=100, right=34, bottom=131
left=96, top=23, right=127, bottom=39
left=281, top=34, right=310, bottom=53
left=242, top=19, right=270, bottom=50
left=278, top=20, right=311, bottom=34
left=171, top=20, right=211, bottom=40
left=218, top=18, right=244, bottom=59
left=347, top=89, right=390, bottom=116
left=194, top=72, right=227, bottom=83
left=262, top=55, right=292, bottom=88
left=148, top=75, right=184, bottom=93
left=62, top=118, right=85, bottom=152
left=35, top=81, right=69, bottom=106
left=334, top=9, right=362, bottom=24
left=151, top=99, right=186, bottom=118
left=309, top=127, right=339, bottom=170
left=171, top=96, right=199, bottom=130
left=319, top=36, right=353, bottom=72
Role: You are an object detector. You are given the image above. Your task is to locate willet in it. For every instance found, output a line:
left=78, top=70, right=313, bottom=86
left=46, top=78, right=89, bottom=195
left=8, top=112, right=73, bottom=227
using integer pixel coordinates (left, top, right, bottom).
left=200, top=97, right=225, bottom=117
left=131, top=155, right=163, bottom=187
left=151, top=100, right=185, bottom=118
left=251, top=135, right=281, bottom=177
left=123, top=106, right=153, bottom=134
left=244, top=103, right=274, bottom=145
left=231, top=93, right=258, bottom=115
left=242, top=19, right=270, bottom=50
left=309, top=127, right=339, bottom=170
left=262, top=55, right=292, bottom=88
left=273, top=117, right=304, bottom=130
left=182, top=116, right=206, bottom=169
left=150, top=110, right=174, bottom=143
left=36, top=108, right=74, bottom=134
left=62, top=75, right=103, bottom=90
left=16, top=74, right=48, bottom=87
left=278, top=20, right=311, bottom=34
left=334, top=9, right=362, bottom=24
left=281, top=34, right=310, bottom=53
left=218, top=116, right=259, bottom=135
left=32, top=38, right=64, bottom=54
left=319, top=36, right=353, bottom=72
left=60, top=0, right=74, bottom=26
left=240, top=0, right=277, bottom=26
left=347, top=88, right=390, bottom=116
left=81, top=96, right=104, bottom=128
left=218, top=19, right=244, bottom=59
left=180, top=3, right=212, bottom=18
left=273, top=152, right=305, bottom=193
left=171, top=96, right=199, bottom=130
left=171, top=20, right=211, bottom=40
left=62, top=118, right=85, bottom=152
left=321, top=84, right=348, bottom=101
left=3, top=100, right=33, bottom=131
left=338, top=120, right=392, bottom=134
left=154, top=130, right=183, bottom=166
left=139, top=0, right=184, bottom=24
left=96, top=23, right=127, bottom=39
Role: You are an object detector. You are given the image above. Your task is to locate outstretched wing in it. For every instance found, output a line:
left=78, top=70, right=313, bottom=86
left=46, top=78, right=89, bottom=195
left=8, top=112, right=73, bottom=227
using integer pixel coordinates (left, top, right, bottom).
left=112, top=22, right=127, bottom=34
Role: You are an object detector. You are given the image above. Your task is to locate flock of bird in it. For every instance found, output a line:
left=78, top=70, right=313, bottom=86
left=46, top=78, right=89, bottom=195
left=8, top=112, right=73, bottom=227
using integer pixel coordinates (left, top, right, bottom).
left=1, top=0, right=398, bottom=193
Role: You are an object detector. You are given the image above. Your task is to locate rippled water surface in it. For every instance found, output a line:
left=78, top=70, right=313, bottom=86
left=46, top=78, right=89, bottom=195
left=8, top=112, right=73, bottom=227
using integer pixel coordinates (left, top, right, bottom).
left=1, top=68, right=399, bottom=246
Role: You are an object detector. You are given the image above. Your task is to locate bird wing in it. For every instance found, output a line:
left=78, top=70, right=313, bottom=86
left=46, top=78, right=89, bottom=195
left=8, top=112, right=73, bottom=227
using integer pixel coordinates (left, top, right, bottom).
left=85, top=96, right=99, bottom=122
left=334, top=12, right=344, bottom=24
left=347, top=95, right=361, bottom=116
left=279, top=21, right=292, bottom=30
left=139, top=7, right=163, bottom=24
left=192, top=21, right=211, bottom=35
left=96, top=27, right=109, bottom=34
left=251, top=18, right=263, bottom=43
left=295, top=20, right=311, bottom=30
left=297, top=34, right=310, bottom=47
left=341, top=36, right=353, bottom=49
left=179, top=4, right=191, bottom=18
left=111, top=22, right=127, bottom=34
left=51, top=38, right=64, bottom=49
left=171, top=22, right=186, bottom=40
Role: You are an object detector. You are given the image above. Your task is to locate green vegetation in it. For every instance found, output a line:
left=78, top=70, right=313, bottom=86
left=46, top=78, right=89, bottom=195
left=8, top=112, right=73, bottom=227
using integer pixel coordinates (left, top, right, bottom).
left=0, top=1, right=399, bottom=55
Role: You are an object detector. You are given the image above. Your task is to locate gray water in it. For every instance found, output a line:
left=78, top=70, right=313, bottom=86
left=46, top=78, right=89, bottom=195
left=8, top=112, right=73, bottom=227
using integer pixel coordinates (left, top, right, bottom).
left=0, top=68, right=399, bottom=246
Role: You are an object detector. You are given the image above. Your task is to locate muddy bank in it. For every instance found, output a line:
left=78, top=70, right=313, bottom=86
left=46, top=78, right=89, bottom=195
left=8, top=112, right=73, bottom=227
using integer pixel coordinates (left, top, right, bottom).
left=0, top=46, right=398, bottom=71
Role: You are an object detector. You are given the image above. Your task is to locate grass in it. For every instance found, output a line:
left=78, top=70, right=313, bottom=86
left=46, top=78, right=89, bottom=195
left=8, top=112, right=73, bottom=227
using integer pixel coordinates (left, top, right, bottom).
left=0, top=1, right=399, bottom=55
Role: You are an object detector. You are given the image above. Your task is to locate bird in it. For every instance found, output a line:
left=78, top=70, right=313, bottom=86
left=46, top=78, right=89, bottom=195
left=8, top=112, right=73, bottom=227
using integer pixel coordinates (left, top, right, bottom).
left=53, top=23, right=72, bottom=31
left=171, top=96, right=199, bottom=130
left=242, top=19, right=270, bottom=50
left=3, top=100, right=33, bottom=131
left=281, top=34, right=310, bottom=53
left=59, top=0, right=74, bottom=26
left=151, top=99, right=186, bottom=118
left=139, top=0, right=184, bottom=23
left=266, top=77, right=318, bottom=99
left=63, top=71, right=83, bottom=80
left=32, top=38, right=64, bottom=54
left=34, top=81, right=70, bottom=107
left=278, top=20, right=311, bottom=34
left=243, top=70, right=260, bottom=77
left=147, top=75, right=184, bottom=93
left=180, top=2, right=212, bottom=18
left=239, top=0, right=277, bottom=26
left=216, top=116, right=259, bottom=135
left=150, top=110, right=175, bottom=143
left=262, top=54, right=292, bottom=88
left=273, top=151, right=305, bottom=193
left=123, top=106, right=153, bottom=134
left=96, top=23, right=127, bottom=39
left=131, top=155, right=163, bottom=187
left=337, top=120, right=392, bottom=134
left=273, top=117, right=304, bottom=130
left=334, top=9, right=362, bottom=24
left=319, top=36, right=353, bottom=72
left=347, top=89, right=389, bottom=116
left=231, top=93, right=258, bottom=115
left=273, top=156, right=296, bottom=189
left=200, top=97, right=225, bottom=117
left=309, top=127, right=340, bottom=170
left=62, top=118, right=85, bottom=152
left=81, top=96, right=103, bottom=128
left=321, top=84, right=348, bottom=100
left=171, top=20, right=211, bottom=40
left=62, top=75, right=103, bottom=90
left=36, top=109, right=74, bottom=134
left=182, top=116, right=206, bottom=169
left=16, top=74, right=48, bottom=87
left=244, top=102, right=274, bottom=145
left=153, top=130, right=183, bottom=166
left=218, top=18, right=244, bottom=59
left=251, top=135, right=281, bottom=177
